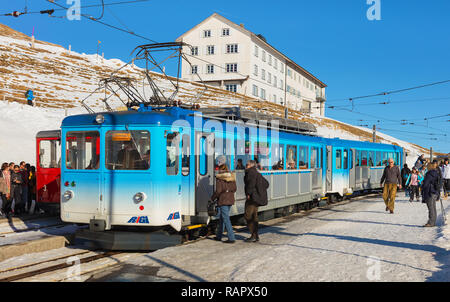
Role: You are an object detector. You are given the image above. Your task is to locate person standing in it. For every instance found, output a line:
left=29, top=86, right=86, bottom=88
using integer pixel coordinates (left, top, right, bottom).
left=19, top=162, right=29, bottom=213
left=414, top=154, right=426, bottom=171
left=401, top=164, right=411, bottom=196
left=0, top=164, right=10, bottom=217
left=380, top=158, right=402, bottom=214
left=28, top=166, right=37, bottom=214
left=405, top=167, right=422, bottom=202
left=10, top=165, right=23, bottom=216
left=421, top=163, right=440, bottom=227
left=442, top=158, right=450, bottom=199
left=244, top=160, right=269, bottom=242
left=211, top=164, right=237, bottom=244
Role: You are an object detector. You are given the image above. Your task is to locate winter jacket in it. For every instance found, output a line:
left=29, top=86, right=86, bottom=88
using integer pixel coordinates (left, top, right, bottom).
left=211, top=172, right=237, bottom=206
left=20, top=169, right=29, bottom=187
left=401, top=167, right=411, bottom=180
left=244, top=166, right=269, bottom=206
left=10, top=172, right=23, bottom=193
left=0, top=171, right=7, bottom=194
left=421, top=169, right=440, bottom=202
left=405, top=173, right=423, bottom=187
left=380, top=165, right=401, bottom=185
left=442, top=164, right=450, bottom=179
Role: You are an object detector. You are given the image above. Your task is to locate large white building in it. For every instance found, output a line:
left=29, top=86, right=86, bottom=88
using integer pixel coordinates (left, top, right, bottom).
left=176, top=13, right=327, bottom=116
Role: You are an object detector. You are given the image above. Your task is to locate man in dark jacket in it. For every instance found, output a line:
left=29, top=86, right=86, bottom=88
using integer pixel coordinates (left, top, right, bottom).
left=19, top=162, right=29, bottom=213
left=244, top=160, right=268, bottom=242
left=380, top=158, right=402, bottom=214
left=401, top=164, right=411, bottom=193
left=421, top=163, right=440, bottom=227
left=10, top=165, right=23, bottom=215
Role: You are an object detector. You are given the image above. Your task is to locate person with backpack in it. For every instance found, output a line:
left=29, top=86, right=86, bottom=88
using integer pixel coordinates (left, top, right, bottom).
left=210, top=164, right=237, bottom=244
left=421, top=163, right=440, bottom=227
left=244, top=160, right=269, bottom=243
left=401, top=164, right=411, bottom=196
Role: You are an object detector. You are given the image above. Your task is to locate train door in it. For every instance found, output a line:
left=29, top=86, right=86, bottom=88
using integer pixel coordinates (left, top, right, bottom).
left=343, top=149, right=350, bottom=190
left=195, top=132, right=215, bottom=218
left=36, top=131, right=61, bottom=212
left=349, top=148, right=356, bottom=188
left=326, top=145, right=332, bottom=192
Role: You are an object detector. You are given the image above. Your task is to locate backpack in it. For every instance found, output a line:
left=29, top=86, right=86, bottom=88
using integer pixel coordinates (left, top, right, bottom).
left=254, top=172, right=269, bottom=206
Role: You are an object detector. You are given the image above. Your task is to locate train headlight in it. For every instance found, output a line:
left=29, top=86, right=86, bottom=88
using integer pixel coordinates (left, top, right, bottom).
left=95, top=114, right=105, bottom=124
left=63, top=190, right=74, bottom=202
left=133, top=192, right=146, bottom=204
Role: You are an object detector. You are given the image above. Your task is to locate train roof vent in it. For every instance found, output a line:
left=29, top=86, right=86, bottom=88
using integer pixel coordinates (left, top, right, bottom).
left=197, top=107, right=317, bottom=135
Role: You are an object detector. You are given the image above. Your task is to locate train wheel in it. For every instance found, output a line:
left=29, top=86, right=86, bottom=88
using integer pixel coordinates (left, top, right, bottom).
left=328, top=194, right=337, bottom=204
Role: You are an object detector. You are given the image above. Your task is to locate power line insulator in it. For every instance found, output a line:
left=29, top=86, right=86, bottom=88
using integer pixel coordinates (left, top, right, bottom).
left=12, top=11, right=22, bottom=17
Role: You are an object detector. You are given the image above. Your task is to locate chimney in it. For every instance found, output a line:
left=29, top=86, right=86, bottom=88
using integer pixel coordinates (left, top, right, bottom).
left=239, top=23, right=245, bottom=28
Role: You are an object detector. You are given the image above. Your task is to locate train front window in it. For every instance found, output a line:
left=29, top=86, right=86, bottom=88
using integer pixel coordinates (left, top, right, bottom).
left=40, top=140, right=61, bottom=168
left=66, top=131, right=100, bottom=170
left=105, top=131, right=150, bottom=171
left=166, top=132, right=179, bottom=176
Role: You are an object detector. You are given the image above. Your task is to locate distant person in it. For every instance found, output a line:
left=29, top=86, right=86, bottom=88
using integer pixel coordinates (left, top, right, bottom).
left=414, top=154, right=426, bottom=171
left=25, top=89, right=34, bottom=106
left=432, top=159, right=443, bottom=198
left=442, top=158, right=450, bottom=199
left=421, top=163, right=440, bottom=227
left=0, top=163, right=10, bottom=217
left=10, top=165, right=23, bottom=216
left=235, top=159, right=245, bottom=170
left=19, top=161, right=29, bottom=213
left=380, top=158, right=402, bottom=214
left=405, top=167, right=422, bottom=202
left=244, top=160, right=269, bottom=242
left=210, top=164, right=237, bottom=244
left=28, top=166, right=38, bottom=214
left=401, top=164, right=411, bottom=196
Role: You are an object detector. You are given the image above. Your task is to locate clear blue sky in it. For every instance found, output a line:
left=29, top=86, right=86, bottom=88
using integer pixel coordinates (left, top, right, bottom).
left=2, top=0, right=450, bottom=154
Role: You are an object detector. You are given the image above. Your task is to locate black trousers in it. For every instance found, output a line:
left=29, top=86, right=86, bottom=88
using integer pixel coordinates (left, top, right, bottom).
left=1, top=193, right=12, bottom=215
left=409, top=185, right=420, bottom=201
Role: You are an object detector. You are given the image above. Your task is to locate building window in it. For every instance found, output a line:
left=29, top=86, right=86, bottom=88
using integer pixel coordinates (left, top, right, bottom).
left=287, top=85, right=291, bottom=93
left=268, top=55, right=272, bottom=66
left=191, top=65, right=198, bottom=74
left=260, top=88, right=266, bottom=100
left=280, top=63, right=284, bottom=73
left=226, top=84, right=237, bottom=93
left=204, top=30, right=211, bottom=38
left=191, top=46, right=198, bottom=56
left=254, top=45, right=259, bottom=57
left=226, top=44, right=238, bottom=54
left=262, top=50, right=266, bottom=62
left=274, top=58, right=278, bottom=70
left=268, top=72, right=272, bottom=84
left=222, top=28, right=230, bottom=36
left=273, top=94, right=277, bottom=103
left=287, top=69, right=292, bottom=78
left=207, top=64, right=214, bottom=74
left=226, top=63, right=238, bottom=73
left=252, top=84, right=259, bottom=97
left=273, top=75, right=277, bottom=87
left=280, top=80, right=284, bottom=89
left=207, top=45, right=215, bottom=55
left=254, top=65, right=258, bottom=76
left=261, top=69, right=266, bottom=81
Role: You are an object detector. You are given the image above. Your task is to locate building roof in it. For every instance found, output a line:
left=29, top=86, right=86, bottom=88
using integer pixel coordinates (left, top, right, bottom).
left=176, top=13, right=327, bottom=88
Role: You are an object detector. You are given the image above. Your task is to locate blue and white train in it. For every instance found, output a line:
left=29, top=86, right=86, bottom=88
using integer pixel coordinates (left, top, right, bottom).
left=59, top=105, right=404, bottom=233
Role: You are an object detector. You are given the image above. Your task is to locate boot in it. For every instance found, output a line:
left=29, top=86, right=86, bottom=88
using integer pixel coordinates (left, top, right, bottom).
left=245, top=235, right=258, bottom=243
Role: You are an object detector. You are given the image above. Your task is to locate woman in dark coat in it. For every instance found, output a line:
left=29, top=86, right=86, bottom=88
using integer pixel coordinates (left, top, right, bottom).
left=211, top=164, right=237, bottom=243
left=421, top=163, right=440, bottom=227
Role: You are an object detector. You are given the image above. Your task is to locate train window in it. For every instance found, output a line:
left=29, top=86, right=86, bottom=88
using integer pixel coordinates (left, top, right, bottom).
left=376, top=151, right=382, bottom=166
left=299, top=146, right=309, bottom=169
left=166, top=132, right=180, bottom=175
left=199, top=136, right=207, bottom=176
left=271, top=144, right=284, bottom=170
left=343, top=149, right=348, bottom=169
left=105, top=131, right=150, bottom=171
left=311, top=147, right=319, bottom=169
left=254, top=142, right=270, bottom=171
left=66, top=131, right=100, bottom=170
left=40, top=140, right=61, bottom=169
left=182, top=134, right=190, bottom=176
left=361, top=151, right=368, bottom=166
left=350, top=149, right=353, bottom=169
left=382, top=152, right=388, bottom=166
left=234, top=139, right=248, bottom=170
left=369, top=151, right=375, bottom=167
left=356, top=150, right=361, bottom=166
left=336, top=149, right=342, bottom=169
left=286, top=145, right=297, bottom=170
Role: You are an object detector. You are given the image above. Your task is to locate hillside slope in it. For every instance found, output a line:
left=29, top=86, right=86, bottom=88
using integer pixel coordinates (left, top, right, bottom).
left=0, top=23, right=430, bottom=166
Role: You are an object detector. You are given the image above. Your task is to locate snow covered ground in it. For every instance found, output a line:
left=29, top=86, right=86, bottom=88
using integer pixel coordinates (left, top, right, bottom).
left=84, top=195, right=449, bottom=282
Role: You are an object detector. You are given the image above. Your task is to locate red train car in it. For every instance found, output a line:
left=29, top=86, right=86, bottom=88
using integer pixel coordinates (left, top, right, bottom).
left=36, top=130, right=61, bottom=214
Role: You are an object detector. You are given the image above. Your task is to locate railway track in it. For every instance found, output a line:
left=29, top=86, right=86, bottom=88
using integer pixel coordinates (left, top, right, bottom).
left=0, top=192, right=383, bottom=282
